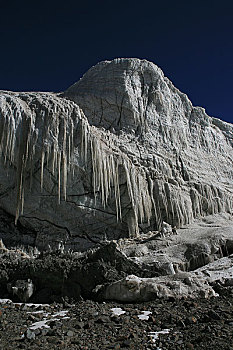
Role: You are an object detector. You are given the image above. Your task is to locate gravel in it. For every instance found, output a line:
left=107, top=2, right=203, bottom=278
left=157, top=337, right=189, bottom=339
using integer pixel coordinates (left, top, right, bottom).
left=0, top=284, right=232, bottom=349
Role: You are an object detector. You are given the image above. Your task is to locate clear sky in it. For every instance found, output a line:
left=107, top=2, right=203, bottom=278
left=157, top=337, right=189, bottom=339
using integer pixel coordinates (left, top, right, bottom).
left=1, top=0, right=233, bottom=124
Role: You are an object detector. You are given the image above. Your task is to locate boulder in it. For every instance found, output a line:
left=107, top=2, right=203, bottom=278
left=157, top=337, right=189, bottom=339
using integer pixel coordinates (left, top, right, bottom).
left=101, top=273, right=216, bottom=302
left=7, top=279, right=34, bottom=302
left=101, top=253, right=233, bottom=302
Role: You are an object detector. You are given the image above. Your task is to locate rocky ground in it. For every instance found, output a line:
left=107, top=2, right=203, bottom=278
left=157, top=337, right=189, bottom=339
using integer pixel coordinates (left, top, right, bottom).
left=0, top=214, right=232, bottom=349
left=0, top=283, right=233, bottom=350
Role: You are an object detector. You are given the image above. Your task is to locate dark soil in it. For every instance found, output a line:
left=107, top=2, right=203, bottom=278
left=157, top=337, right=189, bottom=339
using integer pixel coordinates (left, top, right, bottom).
left=0, top=284, right=232, bottom=350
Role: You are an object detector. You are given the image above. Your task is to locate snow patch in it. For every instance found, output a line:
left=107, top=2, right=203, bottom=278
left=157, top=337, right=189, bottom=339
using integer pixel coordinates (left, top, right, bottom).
left=29, top=320, right=50, bottom=330
left=110, top=307, right=126, bottom=316
left=138, top=311, right=152, bottom=320
left=53, top=310, right=69, bottom=317
left=148, top=329, right=170, bottom=346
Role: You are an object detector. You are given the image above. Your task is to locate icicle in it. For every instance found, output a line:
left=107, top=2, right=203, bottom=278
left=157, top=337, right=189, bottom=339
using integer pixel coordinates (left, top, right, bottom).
left=21, top=188, right=25, bottom=215
left=113, top=157, right=121, bottom=221
left=13, top=111, right=33, bottom=224
left=99, top=143, right=105, bottom=206
left=101, top=155, right=107, bottom=207
left=61, top=120, right=67, bottom=200
left=15, top=161, right=24, bottom=225
left=46, top=144, right=50, bottom=167
left=148, top=176, right=157, bottom=221
left=51, top=144, right=57, bottom=176
left=4, top=116, right=10, bottom=165
left=80, top=118, right=89, bottom=162
left=123, top=158, right=135, bottom=209
left=90, top=137, right=96, bottom=198
left=57, top=151, right=61, bottom=204
left=68, top=135, right=71, bottom=170
left=40, top=150, right=45, bottom=190
left=8, top=117, right=16, bottom=164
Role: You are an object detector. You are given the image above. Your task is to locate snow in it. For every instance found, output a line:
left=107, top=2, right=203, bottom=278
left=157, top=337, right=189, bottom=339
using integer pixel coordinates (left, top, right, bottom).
left=28, top=309, right=70, bottom=332
left=148, top=329, right=170, bottom=345
left=125, top=275, right=142, bottom=283
left=0, top=301, right=70, bottom=333
left=0, top=299, right=12, bottom=303
left=53, top=310, right=69, bottom=317
left=29, top=320, right=50, bottom=330
left=110, top=307, right=126, bottom=316
left=138, top=311, right=152, bottom=320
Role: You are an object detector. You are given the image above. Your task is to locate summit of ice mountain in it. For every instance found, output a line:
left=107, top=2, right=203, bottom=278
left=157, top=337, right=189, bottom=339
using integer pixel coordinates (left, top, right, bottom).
left=64, top=58, right=194, bottom=133
left=64, top=58, right=232, bottom=168
left=0, top=58, right=232, bottom=250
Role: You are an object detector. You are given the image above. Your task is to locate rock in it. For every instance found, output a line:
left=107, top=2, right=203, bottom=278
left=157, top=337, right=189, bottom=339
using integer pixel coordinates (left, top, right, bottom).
left=0, top=58, right=232, bottom=250
left=0, top=240, right=232, bottom=302
left=75, top=321, right=85, bottom=329
left=122, top=339, right=133, bottom=347
left=225, top=278, right=233, bottom=286
left=96, top=315, right=111, bottom=323
left=27, top=314, right=36, bottom=321
left=1, top=290, right=233, bottom=349
left=102, top=260, right=231, bottom=301
left=67, top=330, right=74, bottom=337
left=26, top=329, right=36, bottom=340
left=41, top=328, right=49, bottom=336
left=208, top=310, right=221, bottom=320
left=7, top=279, right=34, bottom=302
left=185, top=316, right=197, bottom=324
left=177, top=319, right=186, bottom=328
left=0, top=239, right=8, bottom=253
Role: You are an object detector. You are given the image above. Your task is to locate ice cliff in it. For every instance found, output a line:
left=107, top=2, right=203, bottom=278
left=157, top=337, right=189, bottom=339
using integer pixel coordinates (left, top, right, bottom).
left=0, top=58, right=232, bottom=250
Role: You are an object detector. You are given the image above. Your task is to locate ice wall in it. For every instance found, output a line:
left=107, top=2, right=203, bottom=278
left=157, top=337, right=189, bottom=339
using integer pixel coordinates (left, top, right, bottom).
left=0, top=58, right=232, bottom=249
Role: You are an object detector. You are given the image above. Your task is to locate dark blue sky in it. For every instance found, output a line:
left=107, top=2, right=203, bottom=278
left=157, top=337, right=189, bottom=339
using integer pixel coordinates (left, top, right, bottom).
left=1, top=0, right=233, bottom=124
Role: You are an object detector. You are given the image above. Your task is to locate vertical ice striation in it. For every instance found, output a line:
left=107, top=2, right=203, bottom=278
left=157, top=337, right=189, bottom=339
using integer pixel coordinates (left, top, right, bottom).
left=0, top=92, right=88, bottom=222
left=0, top=91, right=157, bottom=236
